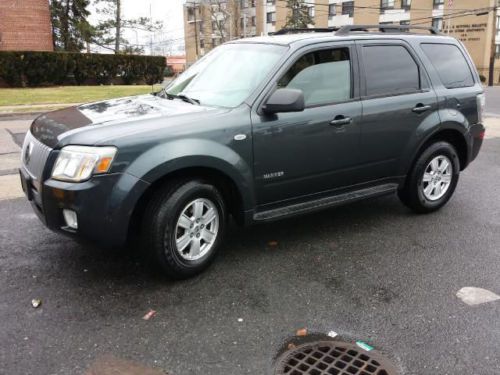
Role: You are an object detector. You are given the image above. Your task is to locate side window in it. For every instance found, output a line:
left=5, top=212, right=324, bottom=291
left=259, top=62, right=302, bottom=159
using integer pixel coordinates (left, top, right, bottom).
left=362, top=45, right=420, bottom=96
left=278, top=48, right=352, bottom=107
left=420, top=43, right=475, bottom=89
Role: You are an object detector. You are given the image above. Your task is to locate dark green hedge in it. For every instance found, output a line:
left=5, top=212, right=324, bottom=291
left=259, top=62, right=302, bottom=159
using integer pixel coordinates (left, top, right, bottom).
left=0, top=51, right=166, bottom=87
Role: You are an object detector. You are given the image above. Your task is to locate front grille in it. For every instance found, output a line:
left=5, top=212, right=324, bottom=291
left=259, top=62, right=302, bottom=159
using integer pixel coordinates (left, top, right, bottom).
left=21, top=131, right=52, bottom=180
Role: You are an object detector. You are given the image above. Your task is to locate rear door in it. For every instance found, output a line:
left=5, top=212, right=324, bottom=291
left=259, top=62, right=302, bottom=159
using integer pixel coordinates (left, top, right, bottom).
left=356, top=40, right=439, bottom=180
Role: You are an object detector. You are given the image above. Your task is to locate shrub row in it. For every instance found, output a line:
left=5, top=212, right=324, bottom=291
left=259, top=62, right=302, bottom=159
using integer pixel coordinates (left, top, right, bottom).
left=0, top=51, right=166, bottom=87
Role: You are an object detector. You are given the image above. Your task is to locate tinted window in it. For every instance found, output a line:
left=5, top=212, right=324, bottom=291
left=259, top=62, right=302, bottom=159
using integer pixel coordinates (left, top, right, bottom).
left=278, top=48, right=351, bottom=106
left=363, top=45, right=420, bottom=96
left=421, top=43, right=474, bottom=89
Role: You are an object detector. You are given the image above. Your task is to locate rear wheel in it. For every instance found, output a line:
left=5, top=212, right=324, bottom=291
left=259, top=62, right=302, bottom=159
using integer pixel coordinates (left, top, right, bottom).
left=398, top=141, right=460, bottom=213
left=143, top=180, right=226, bottom=279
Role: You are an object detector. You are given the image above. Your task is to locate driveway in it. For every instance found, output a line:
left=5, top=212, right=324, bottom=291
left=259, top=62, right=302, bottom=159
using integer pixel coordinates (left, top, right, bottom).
left=1, top=111, right=500, bottom=375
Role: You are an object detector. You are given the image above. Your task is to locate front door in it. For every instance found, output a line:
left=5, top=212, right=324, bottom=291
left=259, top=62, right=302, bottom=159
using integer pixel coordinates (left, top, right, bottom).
left=251, top=44, right=363, bottom=205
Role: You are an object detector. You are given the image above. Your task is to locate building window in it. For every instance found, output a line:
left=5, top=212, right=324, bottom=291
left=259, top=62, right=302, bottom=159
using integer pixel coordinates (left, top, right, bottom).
left=433, top=0, right=444, bottom=8
left=250, top=0, right=256, bottom=7
left=187, top=7, right=197, bottom=22
left=401, top=0, right=411, bottom=10
left=267, top=11, right=276, bottom=24
left=308, top=6, right=315, bottom=17
left=432, top=17, right=443, bottom=31
left=251, top=16, right=256, bottom=26
left=496, top=44, right=500, bottom=59
left=267, top=0, right=275, bottom=4
left=328, top=4, right=336, bottom=18
left=342, top=1, right=354, bottom=17
left=497, top=15, right=500, bottom=33
left=200, top=39, right=205, bottom=49
left=381, top=0, right=395, bottom=10
left=240, top=0, right=247, bottom=8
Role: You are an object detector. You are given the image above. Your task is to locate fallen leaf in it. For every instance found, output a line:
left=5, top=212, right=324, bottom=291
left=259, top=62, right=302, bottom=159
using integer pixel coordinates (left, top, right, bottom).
left=296, top=328, right=307, bottom=336
left=287, top=343, right=296, bottom=350
left=143, top=309, right=156, bottom=320
left=268, top=240, right=278, bottom=247
left=31, top=299, right=42, bottom=308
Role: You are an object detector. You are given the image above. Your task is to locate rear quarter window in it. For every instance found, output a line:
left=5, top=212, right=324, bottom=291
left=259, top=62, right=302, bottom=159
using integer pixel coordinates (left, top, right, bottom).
left=420, top=43, right=475, bottom=89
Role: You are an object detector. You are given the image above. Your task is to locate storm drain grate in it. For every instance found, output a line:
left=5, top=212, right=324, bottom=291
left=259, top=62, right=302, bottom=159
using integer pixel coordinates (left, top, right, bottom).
left=275, top=341, right=398, bottom=375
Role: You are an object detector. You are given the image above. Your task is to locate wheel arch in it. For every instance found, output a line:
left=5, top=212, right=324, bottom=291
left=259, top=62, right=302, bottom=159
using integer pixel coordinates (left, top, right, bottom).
left=128, top=164, right=251, bottom=242
left=404, top=124, right=470, bottom=176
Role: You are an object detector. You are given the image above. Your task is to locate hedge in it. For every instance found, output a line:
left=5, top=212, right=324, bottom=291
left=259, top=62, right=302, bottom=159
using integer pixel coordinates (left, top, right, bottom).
left=0, top=51, right=166, bottom=87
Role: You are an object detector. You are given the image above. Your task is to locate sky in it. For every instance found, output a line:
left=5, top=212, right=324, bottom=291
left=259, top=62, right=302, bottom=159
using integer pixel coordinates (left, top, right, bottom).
left=89, top=0, right=186, bottom=55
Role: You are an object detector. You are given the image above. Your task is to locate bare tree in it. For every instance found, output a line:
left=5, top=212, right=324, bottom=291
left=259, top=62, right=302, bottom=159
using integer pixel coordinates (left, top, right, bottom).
left=207, top=0, right=231, bottom=43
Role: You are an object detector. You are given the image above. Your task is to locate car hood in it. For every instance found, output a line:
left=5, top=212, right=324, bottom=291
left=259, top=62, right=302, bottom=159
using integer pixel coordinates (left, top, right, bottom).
left=30, top=94, right=216, bottom=148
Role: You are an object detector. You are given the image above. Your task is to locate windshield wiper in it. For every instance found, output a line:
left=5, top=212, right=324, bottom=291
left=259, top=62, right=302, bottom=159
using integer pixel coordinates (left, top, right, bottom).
left=165, top=92, right=200, bottom=105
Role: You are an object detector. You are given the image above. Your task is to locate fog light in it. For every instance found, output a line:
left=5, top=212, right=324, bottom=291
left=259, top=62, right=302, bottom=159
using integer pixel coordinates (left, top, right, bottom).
left=63, top=209, right=78, bottom=229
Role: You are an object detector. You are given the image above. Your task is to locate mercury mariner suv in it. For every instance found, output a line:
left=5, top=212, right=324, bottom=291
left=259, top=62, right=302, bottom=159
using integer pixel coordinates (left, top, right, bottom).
left=20, top=25, right=485, bottom=278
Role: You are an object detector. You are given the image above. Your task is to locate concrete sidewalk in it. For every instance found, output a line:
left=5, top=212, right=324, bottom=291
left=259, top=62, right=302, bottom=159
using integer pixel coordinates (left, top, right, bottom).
left=0, top=119, right=31, bottom=200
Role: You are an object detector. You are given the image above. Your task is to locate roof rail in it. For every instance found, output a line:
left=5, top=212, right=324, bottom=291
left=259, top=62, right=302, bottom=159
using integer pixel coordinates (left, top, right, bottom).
left=335, top=24, right=439, bottom=35
left=272, top=27, right=338, bottom=35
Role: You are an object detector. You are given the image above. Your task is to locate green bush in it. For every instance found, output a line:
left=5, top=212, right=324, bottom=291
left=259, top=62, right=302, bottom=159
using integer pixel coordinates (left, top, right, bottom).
left=0, top=51, right=165, bottom=87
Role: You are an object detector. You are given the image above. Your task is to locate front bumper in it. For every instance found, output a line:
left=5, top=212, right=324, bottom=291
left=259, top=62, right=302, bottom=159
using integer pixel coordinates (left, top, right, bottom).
left=20, top=167, right=150, bottom=247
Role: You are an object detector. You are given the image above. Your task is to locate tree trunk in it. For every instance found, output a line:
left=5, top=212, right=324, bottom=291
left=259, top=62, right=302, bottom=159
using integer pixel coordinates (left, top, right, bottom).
left=115, top=0, right=121, bottom=53
left=63, top=0, right=71, bottom=50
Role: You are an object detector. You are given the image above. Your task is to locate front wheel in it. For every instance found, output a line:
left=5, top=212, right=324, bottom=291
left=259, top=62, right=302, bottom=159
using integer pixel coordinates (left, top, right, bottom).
left=398, top=141, right=460, bottom=213
left=143, top=180, right=226, bottom=279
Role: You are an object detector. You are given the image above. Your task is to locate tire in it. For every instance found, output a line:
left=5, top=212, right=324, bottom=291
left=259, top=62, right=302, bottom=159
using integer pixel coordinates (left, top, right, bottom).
left=398, top=141, right=460, bottom=214
left=142, top=179, right=226, bottom=279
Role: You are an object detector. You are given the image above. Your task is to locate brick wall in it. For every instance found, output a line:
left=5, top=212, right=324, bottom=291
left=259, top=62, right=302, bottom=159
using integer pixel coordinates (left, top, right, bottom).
left=0, top=0, right=53, bottom=51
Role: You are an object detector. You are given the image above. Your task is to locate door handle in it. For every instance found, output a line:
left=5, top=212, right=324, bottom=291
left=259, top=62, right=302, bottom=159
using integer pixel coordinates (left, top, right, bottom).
left=330, top=116, right=352, bottom=127
left=412, top=104, right=432, bottom=114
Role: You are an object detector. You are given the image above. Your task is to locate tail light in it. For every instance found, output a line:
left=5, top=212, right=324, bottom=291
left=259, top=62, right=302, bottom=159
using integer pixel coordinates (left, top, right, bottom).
left=476, top=93, right=485, bottom=123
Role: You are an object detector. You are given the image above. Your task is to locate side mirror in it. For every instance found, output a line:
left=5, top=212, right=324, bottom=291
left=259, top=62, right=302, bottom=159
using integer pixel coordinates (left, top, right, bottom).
left=263, top=88, right=305, bottom=114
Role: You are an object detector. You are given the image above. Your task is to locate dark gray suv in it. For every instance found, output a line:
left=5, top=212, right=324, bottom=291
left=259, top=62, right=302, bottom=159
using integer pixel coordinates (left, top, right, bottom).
left=20, top=25, right=486, bottom=278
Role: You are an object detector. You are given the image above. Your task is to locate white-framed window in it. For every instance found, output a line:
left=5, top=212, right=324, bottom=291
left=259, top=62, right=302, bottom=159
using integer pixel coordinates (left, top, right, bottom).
left=432, top=17, right=443, bottom=31
left=328, top=4, right=336, bottom=17
left=381, top=0, right=395, bottom=10
left=267, top=11, right=276, bottom=24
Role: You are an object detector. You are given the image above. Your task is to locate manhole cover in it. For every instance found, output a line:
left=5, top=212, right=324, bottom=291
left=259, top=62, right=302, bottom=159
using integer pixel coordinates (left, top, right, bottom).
left=275, top=341, right=398, bottom=375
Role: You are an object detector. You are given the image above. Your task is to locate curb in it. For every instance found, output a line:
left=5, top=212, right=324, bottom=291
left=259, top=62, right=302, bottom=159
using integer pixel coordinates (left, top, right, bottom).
left=0, top=112, right=44, bottom=120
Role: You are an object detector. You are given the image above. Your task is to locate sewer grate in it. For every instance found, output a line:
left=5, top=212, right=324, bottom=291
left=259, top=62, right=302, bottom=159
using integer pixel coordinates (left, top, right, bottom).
left=275, top=341, right=398, bottom=375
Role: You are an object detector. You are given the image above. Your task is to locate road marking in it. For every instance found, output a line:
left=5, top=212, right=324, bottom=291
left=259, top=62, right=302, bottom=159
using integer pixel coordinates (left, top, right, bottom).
left=456, top=287, right=500, bottom=306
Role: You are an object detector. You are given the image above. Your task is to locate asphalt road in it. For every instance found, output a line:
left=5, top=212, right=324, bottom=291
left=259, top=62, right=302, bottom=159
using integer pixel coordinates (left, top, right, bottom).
left=1, top=102, right=500, bottom=375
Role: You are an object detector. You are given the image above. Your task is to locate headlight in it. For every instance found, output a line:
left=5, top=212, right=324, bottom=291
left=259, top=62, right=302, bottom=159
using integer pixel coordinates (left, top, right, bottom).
left=51, top=146, right=117, bottom=182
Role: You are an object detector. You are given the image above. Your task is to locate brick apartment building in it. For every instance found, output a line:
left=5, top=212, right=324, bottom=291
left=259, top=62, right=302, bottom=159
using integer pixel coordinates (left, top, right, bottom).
left=183, top=0, right=500, bottom=83
left=0, top=0, right=53, bottom=51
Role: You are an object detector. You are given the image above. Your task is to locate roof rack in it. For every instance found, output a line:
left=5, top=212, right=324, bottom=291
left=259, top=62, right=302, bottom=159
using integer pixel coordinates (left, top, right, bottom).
left=272, top=24, right=439, bottom=36
left=272, top=27, right=338, bottom=35
left=335, top=24, right=439, bottom=35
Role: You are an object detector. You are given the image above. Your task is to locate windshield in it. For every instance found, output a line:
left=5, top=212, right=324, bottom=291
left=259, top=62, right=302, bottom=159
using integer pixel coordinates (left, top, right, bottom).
left=165, top=43, right=287, bottom=108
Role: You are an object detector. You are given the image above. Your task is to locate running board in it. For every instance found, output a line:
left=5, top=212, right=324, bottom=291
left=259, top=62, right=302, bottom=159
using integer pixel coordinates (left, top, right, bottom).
left=253, top=183, right=398, bottom=222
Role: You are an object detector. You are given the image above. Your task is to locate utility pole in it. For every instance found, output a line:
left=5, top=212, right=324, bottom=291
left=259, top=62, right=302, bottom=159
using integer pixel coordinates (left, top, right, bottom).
left=488, top=4, right=498, bottom=86
left=192, top=2, right=199, bottom=59
left=150, top=3, right=154, bottom=55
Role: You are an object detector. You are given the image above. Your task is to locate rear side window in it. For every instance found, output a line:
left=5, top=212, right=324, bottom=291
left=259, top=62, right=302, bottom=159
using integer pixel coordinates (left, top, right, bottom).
left=362, top=45, right=420, bottom=97
left=420, top=43, right=475, bottom=89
